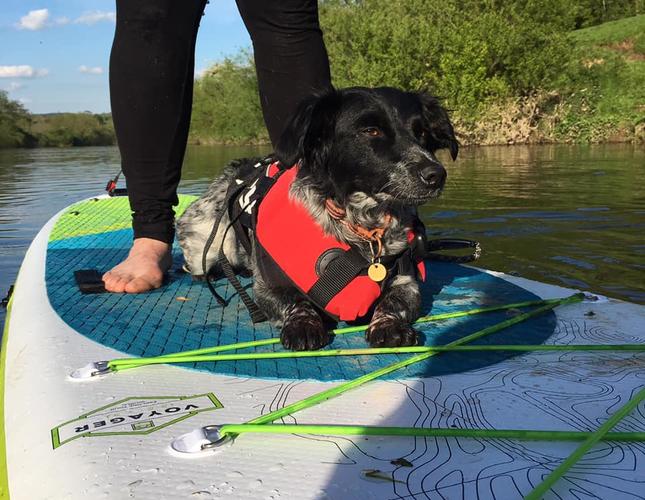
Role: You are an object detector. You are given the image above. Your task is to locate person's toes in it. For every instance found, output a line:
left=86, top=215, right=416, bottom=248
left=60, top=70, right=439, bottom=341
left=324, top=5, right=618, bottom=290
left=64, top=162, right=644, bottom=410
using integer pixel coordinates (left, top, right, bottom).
left=124, top=276, right=161, bottom=294
left=103, top=273, right=128, bottom=293
left=101, top=271, right=117, bottom=290
left=101, top=238, right=171, bottom=294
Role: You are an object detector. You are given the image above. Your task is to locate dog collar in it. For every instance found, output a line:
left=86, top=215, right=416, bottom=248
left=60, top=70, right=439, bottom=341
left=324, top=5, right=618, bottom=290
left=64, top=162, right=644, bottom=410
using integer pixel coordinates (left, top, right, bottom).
left=324, top=198, right=392, bottom=260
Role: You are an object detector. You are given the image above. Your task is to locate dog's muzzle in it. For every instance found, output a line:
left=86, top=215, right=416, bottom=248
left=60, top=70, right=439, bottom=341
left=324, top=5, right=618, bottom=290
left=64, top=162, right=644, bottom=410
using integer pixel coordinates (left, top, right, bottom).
left=417, top=160, right=447, bottom=190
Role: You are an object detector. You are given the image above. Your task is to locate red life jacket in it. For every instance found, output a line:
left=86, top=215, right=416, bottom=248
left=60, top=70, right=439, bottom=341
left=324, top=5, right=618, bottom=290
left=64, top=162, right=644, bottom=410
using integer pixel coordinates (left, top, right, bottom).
left=251, top=162, right=425, bottom=322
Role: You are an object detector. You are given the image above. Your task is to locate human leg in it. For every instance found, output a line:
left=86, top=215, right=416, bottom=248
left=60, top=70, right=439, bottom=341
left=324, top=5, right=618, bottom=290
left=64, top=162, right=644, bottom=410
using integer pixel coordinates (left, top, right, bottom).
left=236, top=0, right=332, bottom=146
left=104, top=0, right=206, bottom=292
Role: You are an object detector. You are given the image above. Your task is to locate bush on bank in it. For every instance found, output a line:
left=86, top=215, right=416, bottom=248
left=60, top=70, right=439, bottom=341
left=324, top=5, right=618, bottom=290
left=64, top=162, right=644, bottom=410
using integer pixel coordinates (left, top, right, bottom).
left=189, top=56, right=267, bottom=145
left=0, top=91, right=33, bottom=148
left=0, top=93, right=116, bottom=148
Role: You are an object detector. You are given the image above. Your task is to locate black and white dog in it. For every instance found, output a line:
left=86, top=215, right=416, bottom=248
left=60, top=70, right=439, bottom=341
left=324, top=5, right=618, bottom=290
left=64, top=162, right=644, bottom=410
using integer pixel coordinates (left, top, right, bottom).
left=177, top=87, right=458, bottom=351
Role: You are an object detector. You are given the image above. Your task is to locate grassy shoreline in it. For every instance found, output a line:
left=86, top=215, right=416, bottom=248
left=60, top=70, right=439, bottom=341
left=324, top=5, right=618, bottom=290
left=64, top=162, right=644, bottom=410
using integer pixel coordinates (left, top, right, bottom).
left=453, top=15, right=644, bottom=146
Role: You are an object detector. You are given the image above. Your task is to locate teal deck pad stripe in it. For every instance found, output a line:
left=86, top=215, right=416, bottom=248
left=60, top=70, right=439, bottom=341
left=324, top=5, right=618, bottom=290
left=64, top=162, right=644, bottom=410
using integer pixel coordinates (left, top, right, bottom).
left=46, top=197, right=558, bottom=381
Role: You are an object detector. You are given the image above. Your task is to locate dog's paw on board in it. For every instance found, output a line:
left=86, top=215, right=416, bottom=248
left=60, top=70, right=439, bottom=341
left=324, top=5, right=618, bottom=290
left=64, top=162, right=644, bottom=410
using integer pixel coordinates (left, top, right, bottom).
left=365, top=317, right=419, bottom=348
left=280, top=302, right=332, bottom=351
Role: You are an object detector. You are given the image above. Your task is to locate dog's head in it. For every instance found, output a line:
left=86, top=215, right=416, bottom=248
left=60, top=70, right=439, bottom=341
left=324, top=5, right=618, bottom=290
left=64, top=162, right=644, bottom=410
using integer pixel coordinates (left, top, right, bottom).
left=275, top=87, right=458, bottom=206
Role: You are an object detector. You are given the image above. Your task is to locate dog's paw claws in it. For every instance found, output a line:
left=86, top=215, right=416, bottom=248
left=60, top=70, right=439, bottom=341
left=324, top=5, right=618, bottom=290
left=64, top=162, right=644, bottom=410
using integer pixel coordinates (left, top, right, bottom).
left=281, top=318, right=331, bottom=351
left=366, top=320, right=418, bottom=348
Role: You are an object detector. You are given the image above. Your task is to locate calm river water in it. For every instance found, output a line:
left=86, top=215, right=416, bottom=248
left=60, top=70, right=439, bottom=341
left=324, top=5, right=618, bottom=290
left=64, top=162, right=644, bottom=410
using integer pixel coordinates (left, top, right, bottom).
left=1, top=144, right=643, bottom=326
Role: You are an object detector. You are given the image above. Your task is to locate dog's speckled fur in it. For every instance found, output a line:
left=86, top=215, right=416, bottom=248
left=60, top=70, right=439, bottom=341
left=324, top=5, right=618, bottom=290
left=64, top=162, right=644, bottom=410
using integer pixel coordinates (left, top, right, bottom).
left=177, top=87, right=458, bottom=351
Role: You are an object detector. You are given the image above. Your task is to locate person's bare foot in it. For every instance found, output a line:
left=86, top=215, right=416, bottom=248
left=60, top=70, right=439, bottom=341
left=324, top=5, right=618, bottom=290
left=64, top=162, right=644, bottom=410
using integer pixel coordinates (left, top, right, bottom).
left=102, top=238, right=172, bottom=293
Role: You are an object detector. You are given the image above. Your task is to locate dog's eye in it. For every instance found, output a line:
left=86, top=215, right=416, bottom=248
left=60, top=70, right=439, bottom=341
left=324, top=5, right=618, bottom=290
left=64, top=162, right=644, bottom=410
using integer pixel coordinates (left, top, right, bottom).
left=418, top=129, right=429, bottom=142
left=362, top=127, right=383, bottom=138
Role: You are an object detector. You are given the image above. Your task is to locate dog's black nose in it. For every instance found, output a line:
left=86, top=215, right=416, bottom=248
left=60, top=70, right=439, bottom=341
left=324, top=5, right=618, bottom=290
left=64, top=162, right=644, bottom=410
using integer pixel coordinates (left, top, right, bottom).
left=419, top=162, right=446, bottom=188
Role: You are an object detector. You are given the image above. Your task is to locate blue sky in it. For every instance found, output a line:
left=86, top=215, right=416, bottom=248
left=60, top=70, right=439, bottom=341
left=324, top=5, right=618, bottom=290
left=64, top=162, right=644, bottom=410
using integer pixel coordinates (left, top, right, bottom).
left=0, top=0, right=252, bottom=113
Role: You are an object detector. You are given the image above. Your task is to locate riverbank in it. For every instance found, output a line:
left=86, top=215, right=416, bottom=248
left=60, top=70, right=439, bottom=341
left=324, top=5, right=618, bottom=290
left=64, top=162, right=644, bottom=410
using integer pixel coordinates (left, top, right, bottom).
left=0, top=105, right=115, bottom=149
left=453, top=15, right=645, bottom=145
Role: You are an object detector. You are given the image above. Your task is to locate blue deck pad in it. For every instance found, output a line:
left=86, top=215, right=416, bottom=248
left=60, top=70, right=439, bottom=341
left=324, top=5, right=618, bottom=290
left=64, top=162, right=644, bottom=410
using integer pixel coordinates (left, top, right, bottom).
left=47, top=228, right=556, bottom=381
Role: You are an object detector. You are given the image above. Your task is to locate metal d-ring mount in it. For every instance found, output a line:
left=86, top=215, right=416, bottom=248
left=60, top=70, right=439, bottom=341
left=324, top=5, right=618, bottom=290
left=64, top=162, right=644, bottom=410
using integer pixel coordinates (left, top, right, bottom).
left=200, top=425, right=232, bottom=450
left=69, top=360, right=112, bottom=380
left=170, top=425, right=233, bottom=455
left=91, top=360, right=111, bottom=376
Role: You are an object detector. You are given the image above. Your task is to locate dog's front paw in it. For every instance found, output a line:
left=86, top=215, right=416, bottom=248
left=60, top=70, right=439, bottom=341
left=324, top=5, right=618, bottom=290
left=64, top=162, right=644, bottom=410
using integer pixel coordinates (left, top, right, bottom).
left=280, top=304, right=331, bottom=351
left=366, top=317, right=418, bottom=348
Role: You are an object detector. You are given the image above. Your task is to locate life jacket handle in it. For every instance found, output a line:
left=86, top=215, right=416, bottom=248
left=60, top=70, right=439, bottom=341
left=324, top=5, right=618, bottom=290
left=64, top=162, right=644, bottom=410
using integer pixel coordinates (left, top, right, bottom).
left=424, top=238, right=482, bottom=263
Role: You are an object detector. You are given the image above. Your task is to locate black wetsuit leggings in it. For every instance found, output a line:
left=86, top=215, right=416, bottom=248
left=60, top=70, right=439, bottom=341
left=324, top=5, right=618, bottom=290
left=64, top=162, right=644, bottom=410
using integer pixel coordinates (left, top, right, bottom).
left=110, top=0, right=331, bottom=243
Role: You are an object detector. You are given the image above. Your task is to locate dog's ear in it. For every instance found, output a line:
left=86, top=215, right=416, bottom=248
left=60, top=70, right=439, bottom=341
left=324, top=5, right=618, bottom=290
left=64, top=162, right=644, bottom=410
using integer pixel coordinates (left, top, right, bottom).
left=274, top=90, right=340, bottom=171
left=416, top=93, right=459, bottom=161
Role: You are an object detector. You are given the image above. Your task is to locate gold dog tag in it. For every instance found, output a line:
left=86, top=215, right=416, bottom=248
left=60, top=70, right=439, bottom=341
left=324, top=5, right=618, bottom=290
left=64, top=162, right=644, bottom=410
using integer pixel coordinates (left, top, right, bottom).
left=368, top=263, right=387, bottom=282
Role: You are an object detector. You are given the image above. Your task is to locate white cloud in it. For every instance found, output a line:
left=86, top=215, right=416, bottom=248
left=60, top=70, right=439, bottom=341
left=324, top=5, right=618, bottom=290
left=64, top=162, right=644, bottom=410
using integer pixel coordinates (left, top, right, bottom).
left=16, top=8, right=49, bottom=31
left=78, top=65, right=104, bottom=75
left=14, top=9, right=115, bottom=31
left=74, top=11, right=116, bottom=25
left=0, top=66, right=48, bottom=78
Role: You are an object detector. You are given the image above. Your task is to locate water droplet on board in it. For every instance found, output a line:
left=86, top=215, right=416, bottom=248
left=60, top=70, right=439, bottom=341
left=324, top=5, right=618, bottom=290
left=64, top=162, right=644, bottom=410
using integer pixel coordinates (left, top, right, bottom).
left=134, top=467, right=161, bottom=474
left=127, top=480, right=143, bottom=489
left=177, top=480, right=196, bottom=490
left=191, top=491, right=212, bottom=497
left=249, top=479, right=263, bottom=490
left=226, top=470, right=244, bottom=478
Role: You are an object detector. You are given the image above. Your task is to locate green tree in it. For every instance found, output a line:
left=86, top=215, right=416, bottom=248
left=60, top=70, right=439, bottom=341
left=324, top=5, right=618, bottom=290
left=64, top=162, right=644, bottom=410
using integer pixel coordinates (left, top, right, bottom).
left=190, top=55, right=267, bottom=143
left=0, top=91, right=32, bottom=148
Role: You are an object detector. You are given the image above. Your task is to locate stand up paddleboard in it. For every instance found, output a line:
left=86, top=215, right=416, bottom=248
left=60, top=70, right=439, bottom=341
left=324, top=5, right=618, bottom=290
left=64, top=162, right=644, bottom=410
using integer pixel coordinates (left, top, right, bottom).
left=1, top=195, right=643, bottom=499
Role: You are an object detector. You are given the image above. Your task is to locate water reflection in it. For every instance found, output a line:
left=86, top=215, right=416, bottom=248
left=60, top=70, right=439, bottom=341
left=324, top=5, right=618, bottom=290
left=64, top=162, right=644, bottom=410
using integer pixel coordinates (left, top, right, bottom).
left=427, top=144, right=644, bottom=303
left=181, top=144, right=271, bottom=194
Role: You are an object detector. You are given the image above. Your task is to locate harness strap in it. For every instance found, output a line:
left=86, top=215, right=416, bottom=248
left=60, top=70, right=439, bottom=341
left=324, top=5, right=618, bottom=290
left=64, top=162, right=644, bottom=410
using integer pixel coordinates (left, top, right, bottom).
left=230, top=172, right=281, bottom=256
left=201, top=166, right=273, bottom=323
left=200, top=184, right=243, bottom=308
left=217, top=252, right=267, bottom=323
left=307, top=248, right=368, bottom=309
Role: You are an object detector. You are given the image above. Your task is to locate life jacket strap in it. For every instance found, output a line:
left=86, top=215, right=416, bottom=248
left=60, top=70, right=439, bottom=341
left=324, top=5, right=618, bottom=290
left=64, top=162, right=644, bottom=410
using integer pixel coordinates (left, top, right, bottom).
left=307, top=247, right=368, bottom=309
